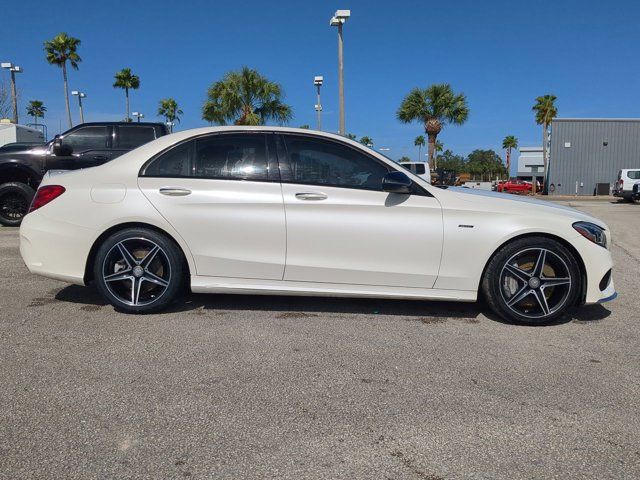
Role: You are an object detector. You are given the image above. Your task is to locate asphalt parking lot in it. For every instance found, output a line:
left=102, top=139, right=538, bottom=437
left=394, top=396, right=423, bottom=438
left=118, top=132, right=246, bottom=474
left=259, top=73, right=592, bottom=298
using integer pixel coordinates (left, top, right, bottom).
left=1, top=200, right=639, bottom=479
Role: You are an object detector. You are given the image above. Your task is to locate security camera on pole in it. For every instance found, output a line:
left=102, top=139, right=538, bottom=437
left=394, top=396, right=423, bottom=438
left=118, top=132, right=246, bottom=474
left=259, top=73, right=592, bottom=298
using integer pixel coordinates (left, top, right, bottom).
left=314, top=76, right=323, bottom=131
left=329, top=10, right=350, bottom=136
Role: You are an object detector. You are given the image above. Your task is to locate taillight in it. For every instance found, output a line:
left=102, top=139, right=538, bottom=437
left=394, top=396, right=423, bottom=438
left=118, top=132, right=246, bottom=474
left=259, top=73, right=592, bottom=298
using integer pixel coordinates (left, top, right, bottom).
left=28, top=185, right=66, bottom=213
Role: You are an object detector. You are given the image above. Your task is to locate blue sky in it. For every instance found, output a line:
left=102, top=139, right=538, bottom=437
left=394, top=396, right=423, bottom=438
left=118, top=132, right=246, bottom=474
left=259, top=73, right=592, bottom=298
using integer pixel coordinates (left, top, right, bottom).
left=3, top=0, right=640, bottom=172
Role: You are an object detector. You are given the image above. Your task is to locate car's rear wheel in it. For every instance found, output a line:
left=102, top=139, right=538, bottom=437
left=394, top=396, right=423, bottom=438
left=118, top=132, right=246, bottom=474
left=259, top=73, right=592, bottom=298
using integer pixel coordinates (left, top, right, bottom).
left=94, top=228, right=186, bottom=313
left=482, top=237, right=581, bottom=325
left=0, top=182, right=35, bottom=227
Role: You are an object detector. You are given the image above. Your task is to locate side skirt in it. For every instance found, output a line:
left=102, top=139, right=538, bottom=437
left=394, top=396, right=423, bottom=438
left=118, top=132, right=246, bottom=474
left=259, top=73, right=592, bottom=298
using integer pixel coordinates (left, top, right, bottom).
left=190, top=276, right=477, bottom=302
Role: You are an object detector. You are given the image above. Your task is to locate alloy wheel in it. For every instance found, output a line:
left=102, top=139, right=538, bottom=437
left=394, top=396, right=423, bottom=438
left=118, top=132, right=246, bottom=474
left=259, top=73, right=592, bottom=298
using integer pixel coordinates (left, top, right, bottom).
left=0, top=192, right=28, bottom=222
left=101, top=237, right=171, bottom=306
left=499, top=248, right=572, bottom=319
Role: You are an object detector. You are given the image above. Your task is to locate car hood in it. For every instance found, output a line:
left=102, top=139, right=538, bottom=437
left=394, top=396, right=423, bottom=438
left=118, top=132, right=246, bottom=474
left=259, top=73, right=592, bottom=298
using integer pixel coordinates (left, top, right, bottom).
left=446, top=187, right=607, bottom=229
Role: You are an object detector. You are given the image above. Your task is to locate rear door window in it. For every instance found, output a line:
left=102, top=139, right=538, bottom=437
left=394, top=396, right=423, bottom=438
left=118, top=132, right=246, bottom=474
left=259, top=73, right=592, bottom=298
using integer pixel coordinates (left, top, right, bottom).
left=194, top=134, right=269, bottom=181
left=117, top=126, right=157, bottom=149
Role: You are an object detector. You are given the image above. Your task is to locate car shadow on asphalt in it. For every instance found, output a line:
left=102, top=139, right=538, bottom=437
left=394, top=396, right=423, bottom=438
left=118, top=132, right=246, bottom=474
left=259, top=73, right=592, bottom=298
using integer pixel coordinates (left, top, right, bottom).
left=53, top=284, right=612, bottom=325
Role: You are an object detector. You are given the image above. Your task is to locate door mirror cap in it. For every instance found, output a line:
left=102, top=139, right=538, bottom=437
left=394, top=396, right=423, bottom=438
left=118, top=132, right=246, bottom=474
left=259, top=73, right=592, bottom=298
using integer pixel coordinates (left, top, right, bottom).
left=52, top=136, right=72, bottom=156
left=382, top=171, right=413, bottom=194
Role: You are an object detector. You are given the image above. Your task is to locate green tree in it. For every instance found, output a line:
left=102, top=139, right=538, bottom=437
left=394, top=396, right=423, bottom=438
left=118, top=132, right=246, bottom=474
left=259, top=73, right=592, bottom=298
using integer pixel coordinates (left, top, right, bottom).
left=299, top=124, right=310, bottom=129
left=157, top=98, right=183, bottom=132
left=397, top=84, right=469, bottom=170
left=398, top=156, right=412, bottom=163
left=359, top=136, right=373, bottom=147
left=44, top=32, right=81, bottom=128
left=113, top=68, right=140, bottom=122
left=202, top=67, right=292, bottom=125
left=437, top=149, right=466, bottom=175
left=26, top=100, right=46, bottom=125
left=346, top=133, right=357, bottom=140
left=435, top=140, right=444, bottom=155
left=501, top=135, right=518, bottom=174
left=414, top=135, right=425, bottom=162
left=466, top=149, right=507, bottom=181
left=532, top=94, right=557, bottom=194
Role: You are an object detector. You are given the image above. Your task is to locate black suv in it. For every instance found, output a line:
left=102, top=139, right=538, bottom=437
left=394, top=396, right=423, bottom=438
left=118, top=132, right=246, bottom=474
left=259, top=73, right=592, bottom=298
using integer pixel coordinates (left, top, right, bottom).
left=0, top=122, right=169, bottom=226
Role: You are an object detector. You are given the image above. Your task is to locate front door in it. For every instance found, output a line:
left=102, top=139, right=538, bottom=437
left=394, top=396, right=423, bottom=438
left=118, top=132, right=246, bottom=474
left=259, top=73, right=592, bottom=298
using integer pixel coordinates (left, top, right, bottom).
left=45, top=125, right=113, bottom=172
left=138, top=132, right=286, bottom=280
left=277, top=134, right=443, bottom=288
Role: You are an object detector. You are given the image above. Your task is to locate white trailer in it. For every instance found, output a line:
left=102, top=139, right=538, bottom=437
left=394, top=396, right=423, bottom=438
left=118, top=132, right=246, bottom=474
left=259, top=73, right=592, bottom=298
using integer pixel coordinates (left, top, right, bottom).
left=0, top=123, right=45, bottom=148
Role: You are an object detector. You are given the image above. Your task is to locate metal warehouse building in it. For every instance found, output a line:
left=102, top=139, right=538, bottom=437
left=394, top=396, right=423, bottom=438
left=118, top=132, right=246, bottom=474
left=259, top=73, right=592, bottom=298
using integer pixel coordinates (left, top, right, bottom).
left=549, top=118, right=640, bottom=196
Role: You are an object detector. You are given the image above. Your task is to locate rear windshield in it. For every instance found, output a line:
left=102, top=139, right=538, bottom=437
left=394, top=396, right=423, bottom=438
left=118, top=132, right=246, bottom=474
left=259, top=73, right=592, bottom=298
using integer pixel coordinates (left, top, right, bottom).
left=414, top=164, right=426, bottom=175
left=117, top=126, right=156, bottom=149
left=628, top=170, right=640, bottom=179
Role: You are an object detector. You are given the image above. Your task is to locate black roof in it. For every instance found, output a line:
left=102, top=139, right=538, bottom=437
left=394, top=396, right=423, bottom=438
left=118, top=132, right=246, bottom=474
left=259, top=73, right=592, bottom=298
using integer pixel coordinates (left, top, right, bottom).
left=74, top=121, right=167, bottom=127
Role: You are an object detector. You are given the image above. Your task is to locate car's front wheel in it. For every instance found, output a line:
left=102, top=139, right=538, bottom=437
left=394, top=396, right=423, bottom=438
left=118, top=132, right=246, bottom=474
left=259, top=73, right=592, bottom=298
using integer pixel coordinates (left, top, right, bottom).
left=482, top=237, right=582, bottom=325
left=93, top=228, right=186, bottom=313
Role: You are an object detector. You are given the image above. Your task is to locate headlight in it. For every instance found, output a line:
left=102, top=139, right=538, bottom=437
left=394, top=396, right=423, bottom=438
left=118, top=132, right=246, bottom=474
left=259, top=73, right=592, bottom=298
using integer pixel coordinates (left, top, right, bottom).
left=573, top=222, right=607, bottom=249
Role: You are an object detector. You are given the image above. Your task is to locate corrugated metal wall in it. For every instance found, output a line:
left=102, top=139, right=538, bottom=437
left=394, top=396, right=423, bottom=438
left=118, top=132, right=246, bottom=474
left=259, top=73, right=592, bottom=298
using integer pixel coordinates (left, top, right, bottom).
left=549, top=119, right=640, bottom=195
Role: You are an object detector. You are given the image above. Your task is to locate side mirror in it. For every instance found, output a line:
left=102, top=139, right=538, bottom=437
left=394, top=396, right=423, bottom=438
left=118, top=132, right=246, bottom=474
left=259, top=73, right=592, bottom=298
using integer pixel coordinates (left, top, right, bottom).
left=52, top=136, right=72, bottom=156
left=382, top=171, right=413, bottom=194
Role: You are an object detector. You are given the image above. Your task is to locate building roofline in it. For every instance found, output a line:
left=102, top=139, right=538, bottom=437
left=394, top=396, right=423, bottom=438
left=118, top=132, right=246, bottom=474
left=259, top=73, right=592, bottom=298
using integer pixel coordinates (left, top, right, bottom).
left=553, top=118, right=640, bottom=122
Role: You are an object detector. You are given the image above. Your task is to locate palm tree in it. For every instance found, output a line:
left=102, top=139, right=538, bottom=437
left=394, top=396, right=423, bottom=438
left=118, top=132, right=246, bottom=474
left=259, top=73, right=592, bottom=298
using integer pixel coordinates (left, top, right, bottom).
left=202, top=67, right=292, bottom=125
left=44, top=33, right=81, bottom=128
left=532, top=94, right=558, bottom=194
left=414, top=135, right=425, bottom=162
left=157, top=98, right=183, bottom=132
left=299, top=124, right=310, bottom=129
left=346, top=133, right=357, bottom=140
left=435, top=140, right=444, bottom=155
left=359, top=136, right=373, bottom=147
left=26, top=100, right=46, bottom=125
left=397, top=84, right=469, bottom=170
left=113, top=68, right=140, bottom=122
left=501, top=135, right=518, bottom=175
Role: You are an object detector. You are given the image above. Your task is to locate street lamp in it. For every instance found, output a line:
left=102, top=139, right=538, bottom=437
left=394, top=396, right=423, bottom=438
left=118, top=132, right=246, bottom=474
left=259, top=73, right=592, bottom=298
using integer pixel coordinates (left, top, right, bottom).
left=132, top=112, right=144, bottom=123
left=314, top=76, right=323, bottom=131
left=71, top=91, right=87, bottom=124
left=1, top=62, right=23, bottom=124
left=165, top=121, right=175, bottom=133
left=329, top=9, right=350, bottom=136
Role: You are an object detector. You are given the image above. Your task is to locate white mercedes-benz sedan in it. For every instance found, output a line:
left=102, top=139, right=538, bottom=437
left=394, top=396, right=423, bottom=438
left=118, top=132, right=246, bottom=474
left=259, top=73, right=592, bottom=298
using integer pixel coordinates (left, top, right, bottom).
left=19, top=127, right=616, bottom=324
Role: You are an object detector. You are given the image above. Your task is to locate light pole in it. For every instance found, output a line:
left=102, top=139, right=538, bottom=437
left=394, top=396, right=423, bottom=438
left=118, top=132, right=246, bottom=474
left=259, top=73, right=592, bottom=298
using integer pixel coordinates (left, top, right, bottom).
left=165, top=121, right=175, bottom=133
left=71, top=91, right=87, bottom=124
left=329, top=10, right=350, bottom=136
left=1, top=62, right=23, bottom=124
left=132, top=112, right=144, bottom=123
left=314, top=76, right=323, bottom=131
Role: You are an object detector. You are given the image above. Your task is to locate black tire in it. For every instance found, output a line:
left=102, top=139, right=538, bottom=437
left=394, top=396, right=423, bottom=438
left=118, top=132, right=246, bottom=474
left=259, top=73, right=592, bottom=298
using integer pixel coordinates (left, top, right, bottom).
left=481, top=236, right=582, bottom=325
left=0, top=182, right=35, bottom=227
left=93, top=227, right=186, bottom=313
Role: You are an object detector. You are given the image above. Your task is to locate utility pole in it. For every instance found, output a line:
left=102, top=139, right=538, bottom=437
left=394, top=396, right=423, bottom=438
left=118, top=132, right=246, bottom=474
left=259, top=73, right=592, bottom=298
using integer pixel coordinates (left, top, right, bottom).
left=71, top=91, right=86, bottom=124
left=1, top=63, right=23, bottom=124
left=330, top=10, right=350, bottom=135
left=314, top=76, right=323, bottom=131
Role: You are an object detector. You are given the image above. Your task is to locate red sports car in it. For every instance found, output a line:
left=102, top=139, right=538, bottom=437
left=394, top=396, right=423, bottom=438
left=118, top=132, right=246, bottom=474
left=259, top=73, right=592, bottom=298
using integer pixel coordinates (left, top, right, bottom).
left=497, top=179, right=539, bottom=193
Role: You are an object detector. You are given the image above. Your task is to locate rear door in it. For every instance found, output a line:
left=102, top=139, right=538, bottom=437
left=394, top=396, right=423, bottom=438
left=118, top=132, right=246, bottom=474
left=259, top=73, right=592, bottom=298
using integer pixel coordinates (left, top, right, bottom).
left=113, top=125, right=158, bottom=159
left=138, top=132, right=286, bottom=280
left=277, top=133, right=443, bottom=288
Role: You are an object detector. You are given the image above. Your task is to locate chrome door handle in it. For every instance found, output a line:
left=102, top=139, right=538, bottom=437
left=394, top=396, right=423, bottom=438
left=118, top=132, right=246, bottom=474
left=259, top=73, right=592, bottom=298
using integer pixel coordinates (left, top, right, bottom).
left=295, top=192, right=328, bottom=201
left=159, top=187, right=192, bottom=196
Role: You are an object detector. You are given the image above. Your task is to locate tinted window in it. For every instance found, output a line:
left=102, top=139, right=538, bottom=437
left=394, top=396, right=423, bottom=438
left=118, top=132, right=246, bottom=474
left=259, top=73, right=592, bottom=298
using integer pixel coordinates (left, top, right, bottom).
left=118, top=126, right=156, bottom=149
left=144, top=141, right=192, bottom=177
left=414, top=164, right=426, bottom=175
left=283, top=135, right=390, bottom=190
left=194, top=134, right=268, bottom=181
left=63, top=126, right=107, bottom=152
left=628, top=170, right=640, bottom=179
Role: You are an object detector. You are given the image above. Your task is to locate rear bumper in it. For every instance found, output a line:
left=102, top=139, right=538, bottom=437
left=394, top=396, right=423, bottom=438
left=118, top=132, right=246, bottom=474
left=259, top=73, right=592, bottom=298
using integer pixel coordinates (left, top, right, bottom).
left=19, top=212, right=91, bottom=286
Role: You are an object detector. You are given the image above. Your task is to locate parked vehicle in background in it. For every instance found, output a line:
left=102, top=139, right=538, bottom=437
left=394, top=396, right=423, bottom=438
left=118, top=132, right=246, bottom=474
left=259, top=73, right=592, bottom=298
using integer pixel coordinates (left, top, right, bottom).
left=497, top=179, right=532, bottom=193
left=613, top=169, right=640, bottom=201
left=399, top=161, right=431, bottom=183
left=632, top=182, right=640, bottom=203
left=462, top=181, right=492, bottom=191
left=0, top=123, right=45, bottom=148
left=20, top=127, right=616, bottom=325
left=0, top=122, right=169, bottom=226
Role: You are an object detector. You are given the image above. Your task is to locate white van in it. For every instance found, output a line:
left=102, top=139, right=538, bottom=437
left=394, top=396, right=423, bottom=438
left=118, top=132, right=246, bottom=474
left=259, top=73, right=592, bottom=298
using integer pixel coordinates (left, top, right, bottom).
left=614, top=169, right=640, bottom=201
left=399, top=161, right=431, bottom=183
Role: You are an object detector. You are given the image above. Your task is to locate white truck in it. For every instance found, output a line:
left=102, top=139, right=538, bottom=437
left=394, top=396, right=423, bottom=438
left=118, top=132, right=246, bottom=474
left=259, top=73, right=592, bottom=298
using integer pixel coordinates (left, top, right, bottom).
left=398, top=161, right=431, bottom=183
left=0, top=123, right=45, bottom=148
left=613, top=169, right=640, bottom=202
